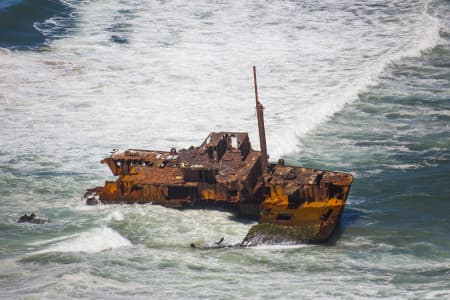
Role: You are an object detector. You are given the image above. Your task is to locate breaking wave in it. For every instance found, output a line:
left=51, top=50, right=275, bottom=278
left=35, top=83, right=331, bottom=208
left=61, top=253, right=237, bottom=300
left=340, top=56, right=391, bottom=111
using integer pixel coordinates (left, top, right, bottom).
left=34, top=227, right=131, bottom=254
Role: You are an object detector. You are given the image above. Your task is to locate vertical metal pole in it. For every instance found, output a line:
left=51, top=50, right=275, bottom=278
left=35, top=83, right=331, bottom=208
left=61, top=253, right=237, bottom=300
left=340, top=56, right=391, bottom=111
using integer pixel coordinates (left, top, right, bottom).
left=253, top=66, right=268, bottom=173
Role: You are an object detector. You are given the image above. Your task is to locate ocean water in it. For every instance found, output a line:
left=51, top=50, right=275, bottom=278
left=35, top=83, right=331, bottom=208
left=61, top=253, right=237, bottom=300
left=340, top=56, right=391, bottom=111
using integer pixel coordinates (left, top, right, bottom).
left=0, top=0, right=449, bottom=298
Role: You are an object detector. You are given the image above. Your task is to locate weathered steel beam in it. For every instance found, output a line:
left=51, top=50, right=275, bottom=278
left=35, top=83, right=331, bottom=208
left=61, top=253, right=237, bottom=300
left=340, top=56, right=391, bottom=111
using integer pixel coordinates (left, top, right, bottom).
left=253, top=66, right=268, bottom=173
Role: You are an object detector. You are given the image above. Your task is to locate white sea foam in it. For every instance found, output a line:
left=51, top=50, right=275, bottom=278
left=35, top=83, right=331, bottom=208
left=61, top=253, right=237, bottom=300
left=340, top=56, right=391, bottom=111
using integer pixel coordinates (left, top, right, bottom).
left=27, top=233, right=79, bottom=246
left=383, top=163, right=422, bottom=170
left=0, top=1, right=448, bottom=298
left=107, top=209, right=124, bottom=221
left=251, top=243, right=311, bottom=250
left=0, top=0, right=442, bottom=162
left=34, top=227, right=131, bottom=254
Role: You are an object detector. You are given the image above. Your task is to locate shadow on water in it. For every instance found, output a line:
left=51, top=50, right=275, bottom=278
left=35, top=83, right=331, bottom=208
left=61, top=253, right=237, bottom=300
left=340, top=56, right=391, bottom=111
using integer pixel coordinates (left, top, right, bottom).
left=324, top=207, right=365, bottom=246
left=340, top=207, right=364, bottom=228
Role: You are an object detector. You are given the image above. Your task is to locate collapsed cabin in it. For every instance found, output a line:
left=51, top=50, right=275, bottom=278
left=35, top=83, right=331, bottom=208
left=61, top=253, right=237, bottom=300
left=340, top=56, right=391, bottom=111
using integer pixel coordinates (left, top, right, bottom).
left=86, top=132, right=266, bottom=218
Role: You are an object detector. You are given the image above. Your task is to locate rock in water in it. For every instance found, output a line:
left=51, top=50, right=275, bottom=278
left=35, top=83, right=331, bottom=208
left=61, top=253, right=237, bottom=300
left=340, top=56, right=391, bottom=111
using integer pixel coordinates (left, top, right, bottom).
left=241, top=223, right=322, bottom=246
left=17, top=213, right=48, bottom=224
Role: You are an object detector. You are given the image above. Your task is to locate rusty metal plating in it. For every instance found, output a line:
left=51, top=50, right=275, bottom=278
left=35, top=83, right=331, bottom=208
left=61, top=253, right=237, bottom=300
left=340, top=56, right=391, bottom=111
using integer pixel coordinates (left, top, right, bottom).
left=84, top=67, right=353, bottom=244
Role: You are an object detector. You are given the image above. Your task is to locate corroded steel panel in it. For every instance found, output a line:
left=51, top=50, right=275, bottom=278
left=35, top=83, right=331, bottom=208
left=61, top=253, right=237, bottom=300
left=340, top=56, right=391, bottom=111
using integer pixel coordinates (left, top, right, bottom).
left=84, top=67, right=353, bottom=244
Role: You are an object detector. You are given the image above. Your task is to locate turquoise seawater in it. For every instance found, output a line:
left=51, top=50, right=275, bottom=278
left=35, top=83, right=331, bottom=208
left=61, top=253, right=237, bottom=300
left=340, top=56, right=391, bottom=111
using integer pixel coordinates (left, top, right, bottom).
left=0, top=0, right=449, bottom=298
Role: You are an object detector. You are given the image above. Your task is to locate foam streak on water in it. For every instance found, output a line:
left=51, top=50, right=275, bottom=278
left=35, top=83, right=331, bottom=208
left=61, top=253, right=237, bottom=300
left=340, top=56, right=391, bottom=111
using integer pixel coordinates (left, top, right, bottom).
left=1, top=0, right=449, bottom=299
left=33, top=226, right=131, bottom=254
left=0, top=0, right=441, bottom=157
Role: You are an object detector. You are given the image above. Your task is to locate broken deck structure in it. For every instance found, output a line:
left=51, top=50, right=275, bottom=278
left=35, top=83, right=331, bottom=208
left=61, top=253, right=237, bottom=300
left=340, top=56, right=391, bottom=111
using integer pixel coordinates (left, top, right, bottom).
left=85, top=67, right=353, bottom=244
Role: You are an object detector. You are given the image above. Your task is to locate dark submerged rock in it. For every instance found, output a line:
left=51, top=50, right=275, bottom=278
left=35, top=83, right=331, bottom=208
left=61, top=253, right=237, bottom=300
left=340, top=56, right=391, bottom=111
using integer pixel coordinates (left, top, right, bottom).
left=241, top=223, right=320, bottom=246
left=17, top=213, right=48, bottom=224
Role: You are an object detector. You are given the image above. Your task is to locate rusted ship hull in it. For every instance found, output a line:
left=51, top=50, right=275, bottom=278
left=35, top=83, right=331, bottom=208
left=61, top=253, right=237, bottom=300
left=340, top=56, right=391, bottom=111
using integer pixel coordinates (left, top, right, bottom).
left=84, top=156, right=352, bottom=244
left=84, top=67, right=353, bottom=244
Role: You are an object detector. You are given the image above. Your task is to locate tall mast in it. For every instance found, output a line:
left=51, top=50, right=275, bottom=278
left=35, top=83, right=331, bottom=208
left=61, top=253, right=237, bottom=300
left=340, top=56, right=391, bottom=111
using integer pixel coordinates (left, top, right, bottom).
left=253, top=66, right=268, bottom=173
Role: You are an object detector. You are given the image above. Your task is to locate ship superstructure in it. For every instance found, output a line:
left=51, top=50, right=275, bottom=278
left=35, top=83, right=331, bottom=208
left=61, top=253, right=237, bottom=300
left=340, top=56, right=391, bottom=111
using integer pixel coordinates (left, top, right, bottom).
left=85, top=67, right=353, bottom=243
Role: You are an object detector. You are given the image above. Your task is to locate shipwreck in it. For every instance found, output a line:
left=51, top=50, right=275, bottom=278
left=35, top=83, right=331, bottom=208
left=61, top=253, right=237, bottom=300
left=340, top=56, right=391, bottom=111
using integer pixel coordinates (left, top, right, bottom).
left=84, top=67, right=353, bottom=245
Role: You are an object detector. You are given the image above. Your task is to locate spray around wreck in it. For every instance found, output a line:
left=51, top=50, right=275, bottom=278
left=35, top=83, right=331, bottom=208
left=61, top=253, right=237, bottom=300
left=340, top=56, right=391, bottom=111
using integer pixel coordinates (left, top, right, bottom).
left=84, top=67, right=353, bottom=245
